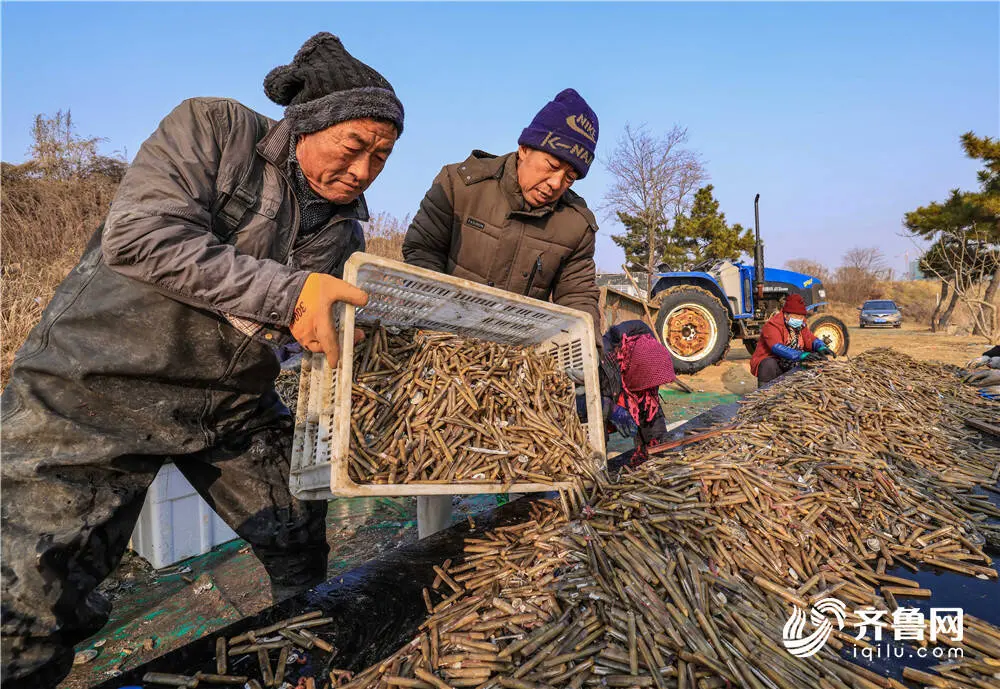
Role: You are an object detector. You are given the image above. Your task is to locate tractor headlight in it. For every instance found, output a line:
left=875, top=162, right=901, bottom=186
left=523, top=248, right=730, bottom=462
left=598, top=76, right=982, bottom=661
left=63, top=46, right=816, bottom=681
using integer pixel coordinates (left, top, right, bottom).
left=818, top=289, right=826, bottom=298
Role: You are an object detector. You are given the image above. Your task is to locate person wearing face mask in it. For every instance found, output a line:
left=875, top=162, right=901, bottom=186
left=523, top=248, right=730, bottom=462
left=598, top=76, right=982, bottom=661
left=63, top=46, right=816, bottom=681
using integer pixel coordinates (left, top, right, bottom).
left=402, top=89, right=602, bottom=538
left=749, top=294, right=834, bottom=386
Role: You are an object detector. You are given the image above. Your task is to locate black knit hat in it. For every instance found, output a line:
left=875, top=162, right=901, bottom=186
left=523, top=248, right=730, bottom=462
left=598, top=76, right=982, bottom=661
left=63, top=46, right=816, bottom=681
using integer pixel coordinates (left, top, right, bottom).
left=264, top=32, right=404, bottom=137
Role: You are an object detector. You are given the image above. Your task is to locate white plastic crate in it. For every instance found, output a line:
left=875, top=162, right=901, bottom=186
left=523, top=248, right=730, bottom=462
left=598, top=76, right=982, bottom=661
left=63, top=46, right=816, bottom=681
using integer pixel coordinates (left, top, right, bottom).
left=289, top=253, right=605, bottom=500
left=131, top=463, right=238, bottom=569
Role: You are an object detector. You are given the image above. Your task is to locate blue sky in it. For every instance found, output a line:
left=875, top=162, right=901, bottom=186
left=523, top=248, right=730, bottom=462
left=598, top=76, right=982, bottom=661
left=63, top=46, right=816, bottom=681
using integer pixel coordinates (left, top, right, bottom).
left=2, top=2, right=997, bottom=276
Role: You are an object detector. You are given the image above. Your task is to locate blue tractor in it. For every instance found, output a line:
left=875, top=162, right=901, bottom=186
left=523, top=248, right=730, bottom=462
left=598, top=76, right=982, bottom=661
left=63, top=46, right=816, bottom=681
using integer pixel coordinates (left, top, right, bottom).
left=650, top=195, right=850, bottom=374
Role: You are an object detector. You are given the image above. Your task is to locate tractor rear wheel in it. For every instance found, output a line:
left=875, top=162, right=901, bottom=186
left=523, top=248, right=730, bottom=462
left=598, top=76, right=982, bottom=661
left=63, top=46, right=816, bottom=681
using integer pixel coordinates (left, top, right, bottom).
left=809, top=315, right=850, bottom=356
left=654, top=286, right=731, bottom=374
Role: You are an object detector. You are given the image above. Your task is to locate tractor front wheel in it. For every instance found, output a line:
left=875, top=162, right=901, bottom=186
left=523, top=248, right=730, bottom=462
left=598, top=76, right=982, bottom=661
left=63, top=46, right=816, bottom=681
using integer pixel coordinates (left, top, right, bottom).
left=809, top=315, right=850, bottom=356
left=654, top=286, right=731, bottom=375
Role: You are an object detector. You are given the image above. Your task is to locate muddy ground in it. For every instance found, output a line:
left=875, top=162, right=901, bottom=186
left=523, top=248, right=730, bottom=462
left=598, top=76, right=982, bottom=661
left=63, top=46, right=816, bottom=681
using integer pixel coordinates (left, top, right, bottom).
left=60, top=495, right=508, bottom=688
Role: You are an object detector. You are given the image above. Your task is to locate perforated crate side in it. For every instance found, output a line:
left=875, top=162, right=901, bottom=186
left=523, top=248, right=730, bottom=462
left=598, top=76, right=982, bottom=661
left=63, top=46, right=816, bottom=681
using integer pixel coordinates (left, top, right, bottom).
left=295, top=253, right=605, bottom=498
left=352, top=262, right=578, bottom=346
left=290, top=353, right=313, bottom=459
left=289, top=353, right=341, bottom=499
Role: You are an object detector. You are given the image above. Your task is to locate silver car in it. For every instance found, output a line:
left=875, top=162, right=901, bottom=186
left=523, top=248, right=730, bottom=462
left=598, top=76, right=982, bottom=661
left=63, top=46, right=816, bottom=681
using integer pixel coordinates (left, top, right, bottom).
left=858, top=299, right=902, bottom=328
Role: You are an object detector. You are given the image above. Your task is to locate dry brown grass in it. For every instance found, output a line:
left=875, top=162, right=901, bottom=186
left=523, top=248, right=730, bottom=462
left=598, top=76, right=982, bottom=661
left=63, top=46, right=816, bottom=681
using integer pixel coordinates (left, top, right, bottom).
left=364, top=211, right=409, bottom=261
left=877, top=279, right=942, bottom=324
left=825, top=278, right=983, bottom=333
left=1, top=168, right=119, bottom=386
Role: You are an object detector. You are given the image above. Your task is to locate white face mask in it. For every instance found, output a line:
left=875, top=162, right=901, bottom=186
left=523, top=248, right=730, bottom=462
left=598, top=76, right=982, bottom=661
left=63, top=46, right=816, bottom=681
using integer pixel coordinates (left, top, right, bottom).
left=786, top=316, right=805, bottom=329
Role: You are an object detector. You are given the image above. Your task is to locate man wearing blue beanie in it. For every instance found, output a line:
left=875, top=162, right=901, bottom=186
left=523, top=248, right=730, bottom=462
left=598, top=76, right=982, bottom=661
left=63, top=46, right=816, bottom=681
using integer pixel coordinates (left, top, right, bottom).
left=404, top=88, right=600, bottom=329
left=403, top=89, right=601, bottom=536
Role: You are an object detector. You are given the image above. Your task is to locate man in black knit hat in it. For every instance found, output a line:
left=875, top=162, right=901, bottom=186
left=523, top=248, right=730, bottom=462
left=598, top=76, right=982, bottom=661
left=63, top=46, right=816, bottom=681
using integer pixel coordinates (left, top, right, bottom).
left=0, top=32, right=402, bottom=688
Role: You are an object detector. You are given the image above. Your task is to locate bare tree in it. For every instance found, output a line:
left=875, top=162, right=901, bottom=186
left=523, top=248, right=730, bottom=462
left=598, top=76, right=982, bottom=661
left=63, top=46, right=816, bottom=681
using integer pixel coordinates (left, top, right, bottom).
left=919, top=231, right=999, bottom=341
left=827, top=246, right=890, bottom=306
left=841, top=247, right=891, bottom=279
left=27, top=110, right=126, bottom=181
left=602, top=124, right=707, bottom=291
left=784, top=259, right=830, bottom=284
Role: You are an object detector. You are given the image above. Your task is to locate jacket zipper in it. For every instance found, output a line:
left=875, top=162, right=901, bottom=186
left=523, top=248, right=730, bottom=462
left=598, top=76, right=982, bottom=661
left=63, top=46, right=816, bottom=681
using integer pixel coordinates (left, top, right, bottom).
left=273, top=165, right=301, bottom=266
left=524, top=255, right=543, bottom=296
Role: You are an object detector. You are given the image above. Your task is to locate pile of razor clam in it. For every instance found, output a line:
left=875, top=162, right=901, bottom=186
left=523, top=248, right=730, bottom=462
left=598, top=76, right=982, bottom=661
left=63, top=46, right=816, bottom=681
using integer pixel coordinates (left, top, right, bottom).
left=148, top=349, right=998, bottom=689
left=338, top=349, right=1000, bottom=689
left=347, top=325, right=598, bottom=496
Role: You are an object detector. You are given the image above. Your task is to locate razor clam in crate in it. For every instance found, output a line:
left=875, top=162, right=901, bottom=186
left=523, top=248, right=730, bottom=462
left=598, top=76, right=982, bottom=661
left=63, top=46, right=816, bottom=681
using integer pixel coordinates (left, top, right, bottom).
left=289, top=253, right=605, bottom=499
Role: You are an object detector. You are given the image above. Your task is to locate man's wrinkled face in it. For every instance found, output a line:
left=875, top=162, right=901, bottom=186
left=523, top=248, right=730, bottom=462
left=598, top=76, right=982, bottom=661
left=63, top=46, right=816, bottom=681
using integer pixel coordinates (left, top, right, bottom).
left=516, top=145, right=578, bottom=208
left=295, top=119, right=398, bottom=204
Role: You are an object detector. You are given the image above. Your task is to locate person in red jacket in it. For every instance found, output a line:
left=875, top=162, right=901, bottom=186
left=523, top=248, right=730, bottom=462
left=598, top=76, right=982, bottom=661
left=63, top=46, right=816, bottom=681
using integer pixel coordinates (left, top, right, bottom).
left=750, top=294, right=834, bottom=385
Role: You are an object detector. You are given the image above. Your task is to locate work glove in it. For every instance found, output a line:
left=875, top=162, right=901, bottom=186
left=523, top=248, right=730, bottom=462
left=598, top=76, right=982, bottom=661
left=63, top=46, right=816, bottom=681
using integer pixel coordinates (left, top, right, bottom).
left=609, top=405, right=639, bottom=438
left=978, top=384, right=1000, bottom=401
left=290, top=273, right=369, bottom=367
left=966, top=356, right=991, bottom=369
left=799, top=352, right=825, bottom=364
left=964, top=370, right=1000, bottom=387
left=815, top=342, right=834, bottom=357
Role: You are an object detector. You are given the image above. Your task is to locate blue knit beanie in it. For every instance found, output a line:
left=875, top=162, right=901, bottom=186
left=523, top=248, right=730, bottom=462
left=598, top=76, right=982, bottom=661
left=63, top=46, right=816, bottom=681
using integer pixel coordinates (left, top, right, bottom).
left=518, top=88, right=598, bottom=179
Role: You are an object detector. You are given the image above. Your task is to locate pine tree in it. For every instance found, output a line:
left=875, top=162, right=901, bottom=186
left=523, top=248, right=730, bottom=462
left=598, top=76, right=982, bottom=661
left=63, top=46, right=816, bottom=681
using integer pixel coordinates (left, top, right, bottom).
left=959, top=133, right=1000, bottom=330
left=610, top=211, right=654, bottom=277
left=906, top=132, right=1000, bottom=338
left=610, top=211, right=688, bottom=290
left=669, top=186, right=755, bottom=269
left=961, top=132, right=1000, bottom=215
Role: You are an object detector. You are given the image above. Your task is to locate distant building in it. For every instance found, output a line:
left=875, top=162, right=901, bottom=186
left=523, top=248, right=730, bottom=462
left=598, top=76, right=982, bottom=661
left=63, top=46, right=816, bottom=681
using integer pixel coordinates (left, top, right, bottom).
left=908, top=259, right=926, bottom=280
